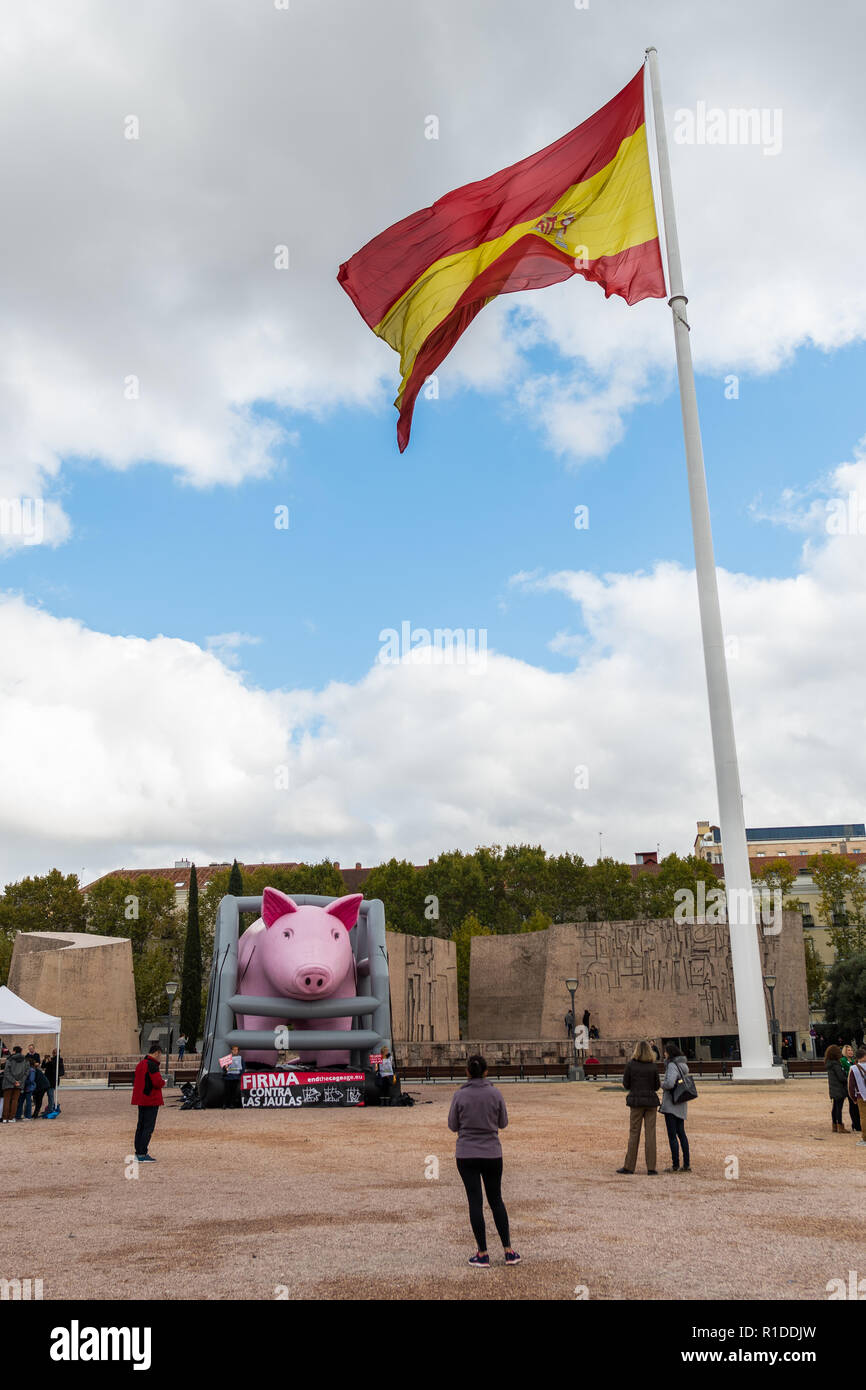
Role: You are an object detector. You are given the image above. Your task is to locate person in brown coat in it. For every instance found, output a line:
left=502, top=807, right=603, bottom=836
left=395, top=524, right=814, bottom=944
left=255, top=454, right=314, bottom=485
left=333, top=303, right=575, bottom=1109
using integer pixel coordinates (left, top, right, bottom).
left=617, top=1039, right=661, bottom=1174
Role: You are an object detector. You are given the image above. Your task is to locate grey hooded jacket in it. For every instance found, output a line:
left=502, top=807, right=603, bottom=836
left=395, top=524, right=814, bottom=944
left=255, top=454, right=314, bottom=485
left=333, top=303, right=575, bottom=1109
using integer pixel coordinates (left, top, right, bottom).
left=2, top=1054, right=30, bottom=1090
left=659, top=1055, right=691, bottom=1119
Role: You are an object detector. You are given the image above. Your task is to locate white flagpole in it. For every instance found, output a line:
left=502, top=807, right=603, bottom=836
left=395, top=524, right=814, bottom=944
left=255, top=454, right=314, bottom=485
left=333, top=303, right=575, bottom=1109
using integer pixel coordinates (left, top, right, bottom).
left=645, top=47, right=781, bottom=1081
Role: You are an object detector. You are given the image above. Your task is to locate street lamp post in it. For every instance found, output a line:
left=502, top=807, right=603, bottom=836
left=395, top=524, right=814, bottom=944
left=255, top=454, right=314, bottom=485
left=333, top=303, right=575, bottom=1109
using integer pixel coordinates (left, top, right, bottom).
left=763, top=974, right=780, bottom=1066
left=566, top=977, right=582, bottom=1081
left=165, top=980, right=179, bottom=1072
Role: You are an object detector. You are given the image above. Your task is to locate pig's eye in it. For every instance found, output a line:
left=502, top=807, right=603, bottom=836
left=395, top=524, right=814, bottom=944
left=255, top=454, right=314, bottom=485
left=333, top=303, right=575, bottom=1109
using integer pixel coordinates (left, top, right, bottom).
left=282, top=929, right=293, bottom=939
left=332, top=929, right=340, bottom=941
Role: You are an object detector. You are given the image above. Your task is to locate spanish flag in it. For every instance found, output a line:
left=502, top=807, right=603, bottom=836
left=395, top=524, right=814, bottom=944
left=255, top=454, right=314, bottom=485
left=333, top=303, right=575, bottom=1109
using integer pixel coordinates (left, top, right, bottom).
left=338, top=67, right=665, bottom=451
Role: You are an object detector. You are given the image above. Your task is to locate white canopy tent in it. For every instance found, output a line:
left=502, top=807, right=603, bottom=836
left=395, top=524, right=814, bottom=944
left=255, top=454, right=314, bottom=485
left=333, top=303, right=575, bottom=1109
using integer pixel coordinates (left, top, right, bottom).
left=0, top=986, right=62, bottom=1110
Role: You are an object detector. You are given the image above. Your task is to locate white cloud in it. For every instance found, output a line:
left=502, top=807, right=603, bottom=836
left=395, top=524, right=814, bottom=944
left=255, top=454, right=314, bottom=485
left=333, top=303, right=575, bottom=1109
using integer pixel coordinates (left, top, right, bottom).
left=206, top=632, right=263, bottom=669
left=3, top=452, right=866, bottom=887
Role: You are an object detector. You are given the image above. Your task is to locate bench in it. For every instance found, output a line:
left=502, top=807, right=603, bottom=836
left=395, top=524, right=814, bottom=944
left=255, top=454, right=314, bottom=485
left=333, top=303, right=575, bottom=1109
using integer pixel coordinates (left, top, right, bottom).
left=107, top=1067, right=199, bottom=1088
left=397, top=1062, right=569, bottom=1082
left=583, top=1060, right=733, bottom=1080
left=785, top=1059, right=826, bottom=1076
left=583, top=1062, right=624, bottom=1080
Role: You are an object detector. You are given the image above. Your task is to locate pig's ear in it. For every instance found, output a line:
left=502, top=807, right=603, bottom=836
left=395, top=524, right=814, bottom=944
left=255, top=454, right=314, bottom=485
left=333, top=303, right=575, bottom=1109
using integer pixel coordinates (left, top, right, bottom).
left=262, top=888, right=299, bottom=928
left=325, top=893, right=363, bottom=931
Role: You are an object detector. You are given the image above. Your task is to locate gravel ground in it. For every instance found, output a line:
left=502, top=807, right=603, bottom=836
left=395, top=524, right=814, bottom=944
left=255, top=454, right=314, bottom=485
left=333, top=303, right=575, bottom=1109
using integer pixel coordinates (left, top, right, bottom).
left=1, top=1082, right=861, bottom=1301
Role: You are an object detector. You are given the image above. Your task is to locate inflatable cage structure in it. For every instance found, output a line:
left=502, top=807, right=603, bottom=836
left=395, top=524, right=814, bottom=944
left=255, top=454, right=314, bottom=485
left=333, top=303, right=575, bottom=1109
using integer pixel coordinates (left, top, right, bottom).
left=198, top=894, right=392, bottom=1107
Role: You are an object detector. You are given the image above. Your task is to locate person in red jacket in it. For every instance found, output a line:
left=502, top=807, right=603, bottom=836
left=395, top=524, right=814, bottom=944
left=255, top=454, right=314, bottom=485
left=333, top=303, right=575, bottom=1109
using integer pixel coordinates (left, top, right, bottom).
left=132, top=1044, right=165, bottom=1162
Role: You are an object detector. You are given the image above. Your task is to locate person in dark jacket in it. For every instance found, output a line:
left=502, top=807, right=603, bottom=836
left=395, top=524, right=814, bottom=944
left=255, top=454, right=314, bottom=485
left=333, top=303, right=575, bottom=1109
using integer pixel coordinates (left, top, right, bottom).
left=16, top=1062, right=37, bottom=1119
left=31, top=1063, right=51, bottom=1118
left=1, top=1047, right=30, bottom=1122
left=617, top=1039, right=661, bottom=1174
left=131, top=1044, right=166, bottom=1161
left=659, top=1042, right=692, bottom=1172
left=841, top=1045, right=862, bottom=1133
left=43, top=1050, right=64, bottom=1115
left=826, top=1045, right=848, bottom=1131
left=447, top=1055, right=520, bottom=1268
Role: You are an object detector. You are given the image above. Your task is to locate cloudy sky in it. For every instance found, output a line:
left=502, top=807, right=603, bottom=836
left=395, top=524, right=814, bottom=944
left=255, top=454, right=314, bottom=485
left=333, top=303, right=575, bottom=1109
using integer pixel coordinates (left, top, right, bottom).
left=1, top=0, right=865, bottom=889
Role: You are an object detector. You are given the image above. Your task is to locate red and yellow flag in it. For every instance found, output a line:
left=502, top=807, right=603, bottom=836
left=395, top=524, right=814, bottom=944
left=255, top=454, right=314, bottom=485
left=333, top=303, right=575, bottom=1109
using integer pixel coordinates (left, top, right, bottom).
left=338, top=67, right=666, bottom=451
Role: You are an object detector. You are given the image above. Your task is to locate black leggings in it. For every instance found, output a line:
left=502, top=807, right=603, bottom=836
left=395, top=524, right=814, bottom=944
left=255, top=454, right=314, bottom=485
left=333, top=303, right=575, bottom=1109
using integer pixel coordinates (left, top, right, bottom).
left=831, top=1097, right=845, bottom=1125
left=456, top=1157, right=510, bottom=1252
left=664, top=1112, right=690, bottom=1168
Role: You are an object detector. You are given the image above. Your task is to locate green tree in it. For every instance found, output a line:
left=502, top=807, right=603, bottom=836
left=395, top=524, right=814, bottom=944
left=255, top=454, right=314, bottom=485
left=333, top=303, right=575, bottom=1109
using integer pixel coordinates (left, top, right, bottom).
left=804, top=935, right=827, bottom=1010
left=422, top=850, right=489, bottom=938
left=751, top=857, right=800, bottom=924
left=750, top=857, right=798, bottom=900
left=520, top=907, right=552, bottom=934
left=634, top=853, right=721, bottom=920
left=134, top=941, right=182, bottom=1027
left=227, top=859, right=244, bottom=897
left=585, top=858, right=637, bottom=922
left=180, top=864, right=202, bottom=1043
left=452, top=911, right=492, bottom=1032
left=0, top=929, right=14, bottom=987
left=85, top=874, right=176, bottom=955
left=824, top=951, right=866, bottom=1038
left=546, top=852, right=590, bottom=923
left=361, top=858, right=430, bottom=934
left=810, top=854, right=866, bottom=957
left=241, top=861, right=347, bottom=901
left=0, top=869, right=87, bottom=937
left=199, top=868, right=232, bottom=971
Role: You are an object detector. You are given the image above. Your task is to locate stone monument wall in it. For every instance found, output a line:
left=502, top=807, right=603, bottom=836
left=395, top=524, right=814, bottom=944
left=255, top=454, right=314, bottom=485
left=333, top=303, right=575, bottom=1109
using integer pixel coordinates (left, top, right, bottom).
left=387, top=932, right=458, bottom=1042
left=7, top=932, right=140, bottom=1056
left=469, top=912, right=810, bottom=1041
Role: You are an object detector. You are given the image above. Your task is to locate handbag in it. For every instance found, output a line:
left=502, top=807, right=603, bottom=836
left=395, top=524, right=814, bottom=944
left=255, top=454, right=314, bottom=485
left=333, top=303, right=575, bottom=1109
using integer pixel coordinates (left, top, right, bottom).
left=671, top=1060, right=698, bottom=1105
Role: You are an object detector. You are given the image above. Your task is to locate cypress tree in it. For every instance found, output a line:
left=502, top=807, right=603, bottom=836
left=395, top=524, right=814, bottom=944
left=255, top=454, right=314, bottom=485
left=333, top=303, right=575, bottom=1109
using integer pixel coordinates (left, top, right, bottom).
left=228, top=858, right=251, bottom=934
left=228, top=859, right=243, bottom=896
left=180, top=863, right=202, bottom=1045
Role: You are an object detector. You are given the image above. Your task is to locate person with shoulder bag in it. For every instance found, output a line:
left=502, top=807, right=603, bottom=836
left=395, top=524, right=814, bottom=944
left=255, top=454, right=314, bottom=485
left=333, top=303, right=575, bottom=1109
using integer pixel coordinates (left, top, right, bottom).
left=660, top=1041, right=695, bottom=1172
left=847, top=1046, right=866, bottom=1146
left=617, top=1040, right=661, bottom=1175
left=841, top=1045, right=862, bottom=1133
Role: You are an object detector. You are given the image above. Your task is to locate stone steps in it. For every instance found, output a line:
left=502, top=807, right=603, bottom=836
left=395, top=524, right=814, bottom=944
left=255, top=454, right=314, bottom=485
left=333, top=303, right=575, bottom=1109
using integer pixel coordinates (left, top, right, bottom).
left=62, top=1053, right=200, bottom=1079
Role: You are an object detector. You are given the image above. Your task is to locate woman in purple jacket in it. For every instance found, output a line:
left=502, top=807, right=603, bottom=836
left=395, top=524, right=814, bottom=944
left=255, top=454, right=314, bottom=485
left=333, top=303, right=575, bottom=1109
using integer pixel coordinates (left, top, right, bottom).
left=447, top=1055, right=520, bottom=1268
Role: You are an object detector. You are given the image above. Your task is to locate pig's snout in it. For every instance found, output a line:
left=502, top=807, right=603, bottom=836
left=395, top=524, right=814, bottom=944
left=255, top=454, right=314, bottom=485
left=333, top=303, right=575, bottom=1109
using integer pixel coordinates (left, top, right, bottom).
left=291, top=965, right=335, bottom=995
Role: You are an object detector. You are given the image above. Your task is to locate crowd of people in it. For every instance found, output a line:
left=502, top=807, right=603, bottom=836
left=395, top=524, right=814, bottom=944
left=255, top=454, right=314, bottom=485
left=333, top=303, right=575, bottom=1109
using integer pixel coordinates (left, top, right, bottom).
left=0, top=1042, right=64, bottom=1122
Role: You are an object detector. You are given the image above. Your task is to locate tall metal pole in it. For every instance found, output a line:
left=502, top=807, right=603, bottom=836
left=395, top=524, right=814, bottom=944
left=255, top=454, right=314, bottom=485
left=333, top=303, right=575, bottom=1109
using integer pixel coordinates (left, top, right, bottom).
left=645, top=48, right=781, bottom=1081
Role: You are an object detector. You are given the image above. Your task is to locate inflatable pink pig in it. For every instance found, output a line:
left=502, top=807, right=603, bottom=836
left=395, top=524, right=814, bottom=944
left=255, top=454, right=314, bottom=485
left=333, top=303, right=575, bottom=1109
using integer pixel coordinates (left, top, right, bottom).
left=236, top=888, right=362, bottom=1066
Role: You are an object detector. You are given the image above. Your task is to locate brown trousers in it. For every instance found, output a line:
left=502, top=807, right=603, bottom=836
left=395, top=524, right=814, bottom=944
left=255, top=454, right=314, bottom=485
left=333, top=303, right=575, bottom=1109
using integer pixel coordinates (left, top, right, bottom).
left=2, top=1087, right=20, bottom=1121
left=858, top=1099, right=866, bottom=1134
left=625, top=1105, right=657, bottom=1171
